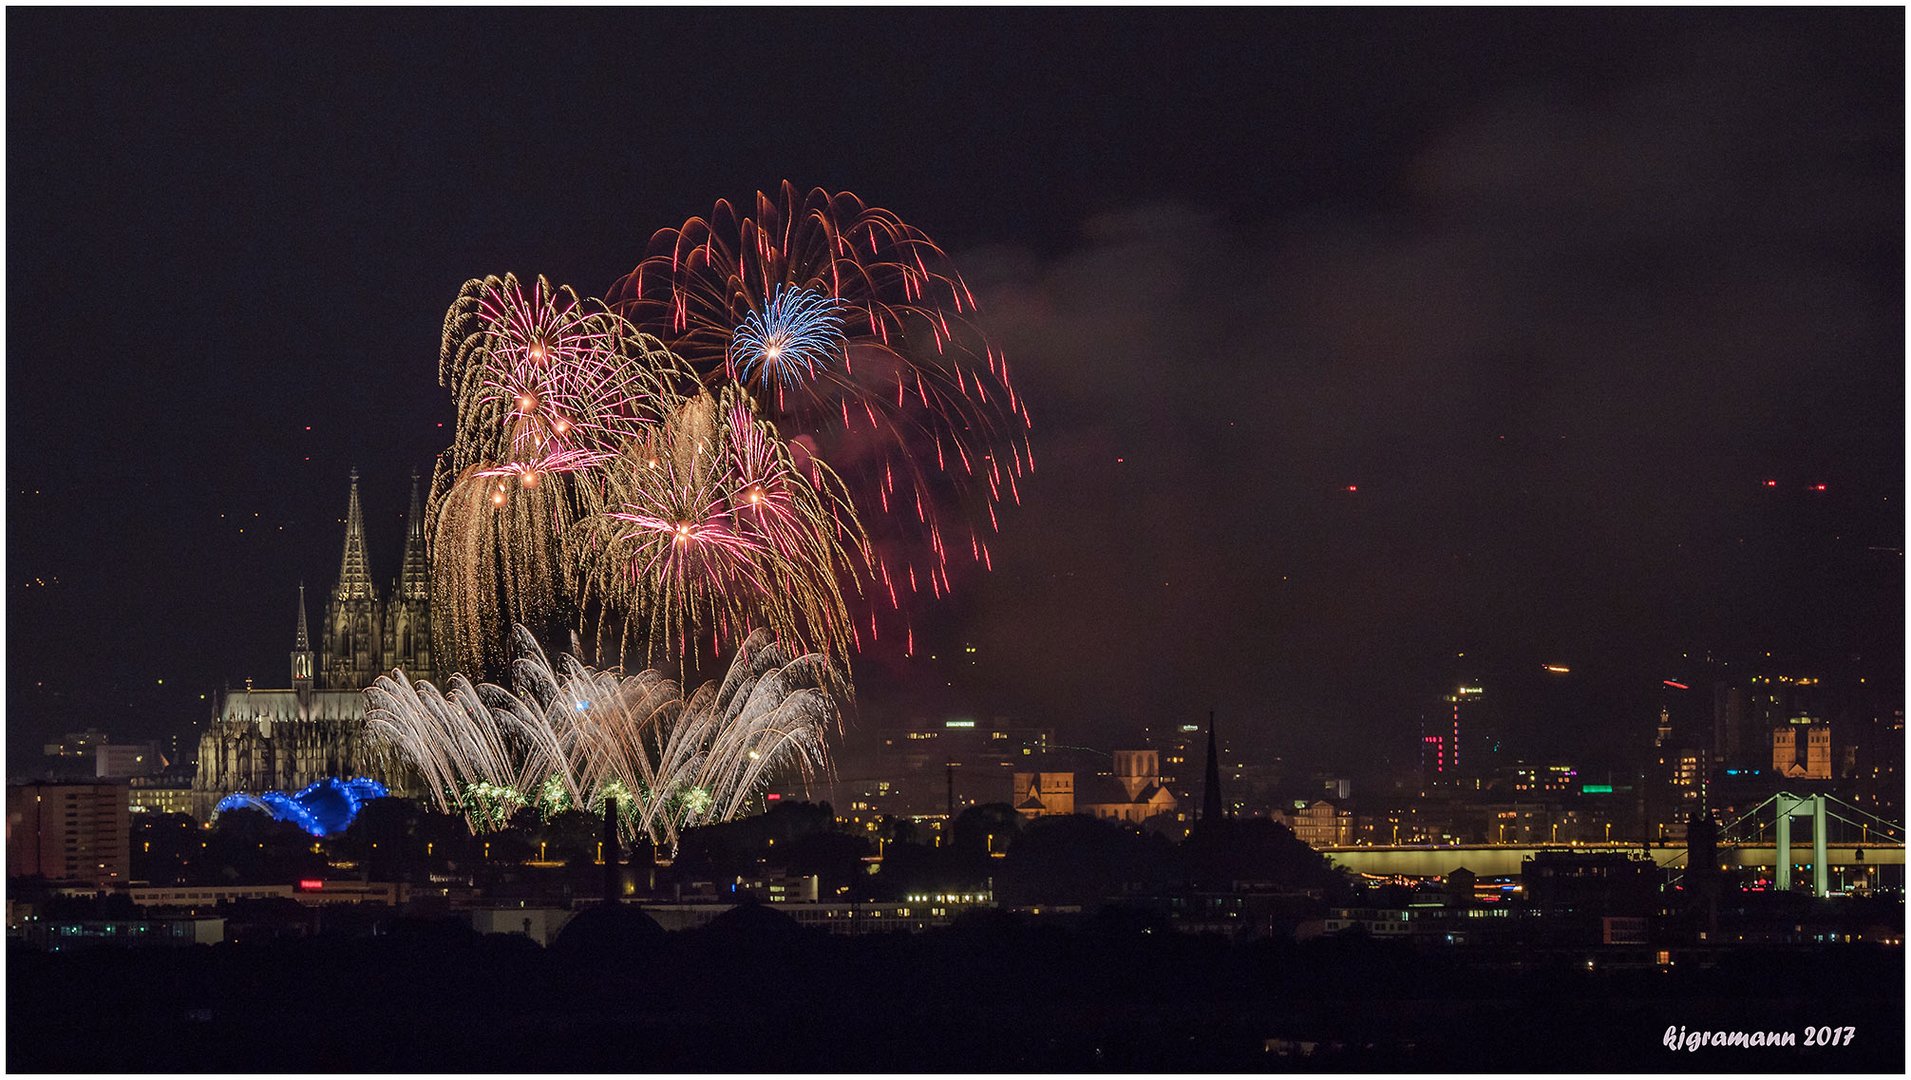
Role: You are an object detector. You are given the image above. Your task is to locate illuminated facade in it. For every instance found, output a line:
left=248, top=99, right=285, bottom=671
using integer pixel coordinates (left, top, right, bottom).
left=192, top=471, right=429, bottom=817
left=1078, top=750, right=1179, bottom=824
left=1010, top=752, right=1178, bottom=825
left=1772, top=719, right=1832, bottom=780
left=318, top=469, right=434, bottom=689
left=1012, top=771, right=1075, bottom=817
left=127, top=779, right=195, bottom=817
left=6, top=782, right=131, bottom=887
left=1278, top=799, right=1354, bottom=847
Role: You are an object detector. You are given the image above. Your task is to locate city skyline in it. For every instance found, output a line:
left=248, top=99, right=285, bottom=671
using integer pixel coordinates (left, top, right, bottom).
left=8, top=9, right=1902, bottom=781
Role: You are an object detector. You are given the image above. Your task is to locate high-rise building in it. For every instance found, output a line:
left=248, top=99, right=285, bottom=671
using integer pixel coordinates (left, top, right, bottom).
left=1446, top=684, right=1483, bottom=776
left=1712, top=683, right=1755, bottom=769
left=7, top=782, right=131, bottom=887
left=1419, top=732, right=1444, bottom=782
left=1421, top=684, right=1483, bottom=788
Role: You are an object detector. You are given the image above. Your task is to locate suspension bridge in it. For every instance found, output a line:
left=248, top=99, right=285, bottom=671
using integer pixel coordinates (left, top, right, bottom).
left=1321, top=792, right=1903, bottom=892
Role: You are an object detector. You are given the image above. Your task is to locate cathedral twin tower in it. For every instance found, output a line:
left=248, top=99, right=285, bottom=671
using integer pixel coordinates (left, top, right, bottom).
left=296, top=467, right=434, bottom=691
left=194, top=468, right=435, bottom=815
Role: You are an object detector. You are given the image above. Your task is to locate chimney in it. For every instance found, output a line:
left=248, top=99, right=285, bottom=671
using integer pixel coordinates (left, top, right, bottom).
left=602, top=797, right=622, bottom=906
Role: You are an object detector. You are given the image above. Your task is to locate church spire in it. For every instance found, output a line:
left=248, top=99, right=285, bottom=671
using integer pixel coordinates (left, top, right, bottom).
left=395, top=466, right=430, bottom=600
left=1201, top=709, right=1225, bottom=824
left=335, top=467, right=378, bottom=602
left=291, top=582, right=314, bottom=688
left=295, top=582, right=310, bottom=651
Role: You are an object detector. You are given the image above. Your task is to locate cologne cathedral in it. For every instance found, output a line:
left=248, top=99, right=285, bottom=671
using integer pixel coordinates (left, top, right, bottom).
left=191, top=469, right=433, bottom=817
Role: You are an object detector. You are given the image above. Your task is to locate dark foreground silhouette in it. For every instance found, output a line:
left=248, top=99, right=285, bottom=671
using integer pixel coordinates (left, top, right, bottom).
left=9, top=908, right=1904, bottom=1072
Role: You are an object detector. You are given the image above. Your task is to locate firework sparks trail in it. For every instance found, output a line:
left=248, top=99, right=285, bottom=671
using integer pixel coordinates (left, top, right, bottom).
left=729, top=284, right=848, bottom=394
left=607, top=183, right=1033, bottom=650
left=428, top=274, right=700, bottom=676
left=366, top=626, right=834, bottom=852
left=570, top=389, right=864, bottom=674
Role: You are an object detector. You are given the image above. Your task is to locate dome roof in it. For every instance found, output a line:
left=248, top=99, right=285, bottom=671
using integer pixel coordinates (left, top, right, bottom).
left=701, top=898, right=803, bottom=939
left=551, top=903, right=665, bottom=958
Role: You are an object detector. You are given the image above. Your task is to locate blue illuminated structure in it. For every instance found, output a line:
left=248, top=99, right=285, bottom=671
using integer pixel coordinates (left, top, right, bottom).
left=213, top=777, right=387, bottom=837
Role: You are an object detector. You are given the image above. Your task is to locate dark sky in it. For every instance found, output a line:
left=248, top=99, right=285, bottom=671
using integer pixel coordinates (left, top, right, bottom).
left=8, top=8, right=1903, bottom=776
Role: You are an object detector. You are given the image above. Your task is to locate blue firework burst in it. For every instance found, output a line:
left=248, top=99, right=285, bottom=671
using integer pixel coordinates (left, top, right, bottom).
left=730, top=285, right=847, bottom=391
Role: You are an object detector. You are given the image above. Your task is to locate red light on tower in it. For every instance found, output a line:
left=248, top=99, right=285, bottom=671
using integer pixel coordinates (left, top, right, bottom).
left=1762, top=479, right=1777, bottom=488
left=1810, top=483, right=1827, bottom=492
left=1345, top=485, right=1359, bottom=493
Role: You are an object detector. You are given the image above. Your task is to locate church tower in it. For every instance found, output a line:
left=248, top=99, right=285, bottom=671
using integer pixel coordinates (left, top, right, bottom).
left=291, top=582, right=314, bottom=690
left=320, top=469, right=383, bottom=689
left=1201, top=709, right=1225, bottom=824
left=382, top=467, right=434, bottom=683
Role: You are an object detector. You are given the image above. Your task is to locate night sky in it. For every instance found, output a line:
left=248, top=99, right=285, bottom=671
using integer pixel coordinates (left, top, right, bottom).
left=8, top=9, right=1903, bottom=777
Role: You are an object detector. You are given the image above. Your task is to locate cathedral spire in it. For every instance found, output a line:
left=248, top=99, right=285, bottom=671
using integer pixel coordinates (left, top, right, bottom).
left=295, top=582, right=310, bottom=651
left=395, top=466, right=430, bottom=600
left=291, top=582, right=314, bottom=688
left=335, top=467, right=378, bottom=602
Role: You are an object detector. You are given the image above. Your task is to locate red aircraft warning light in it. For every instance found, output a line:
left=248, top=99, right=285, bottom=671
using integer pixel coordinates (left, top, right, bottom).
left=1762, top=479, right=1777, bottom=488
left=1810, top=483, right=1828, bottom=492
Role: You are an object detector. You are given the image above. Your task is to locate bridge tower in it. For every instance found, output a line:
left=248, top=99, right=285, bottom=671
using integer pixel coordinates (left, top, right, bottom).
left=1773, top=792, right=1828, bottom=897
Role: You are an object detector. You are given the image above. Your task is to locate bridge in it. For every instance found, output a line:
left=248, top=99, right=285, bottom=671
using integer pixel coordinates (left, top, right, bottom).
left=1323, top=791, right=1904, bottom=889
left=1321, top=841, right=1903, bottom=879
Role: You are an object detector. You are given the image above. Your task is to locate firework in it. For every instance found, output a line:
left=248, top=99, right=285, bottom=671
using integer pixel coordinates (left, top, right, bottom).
left=608, top=183, right=1033, bottom=650
left=440, top=273, right=690, bottom=477
left=570, top=388, right=863, bottom=673
left=729, top=283, right=849, bottom=392
left=365, top=625, right=834, bottom=852
left=429, top=273, right=698, bottom=675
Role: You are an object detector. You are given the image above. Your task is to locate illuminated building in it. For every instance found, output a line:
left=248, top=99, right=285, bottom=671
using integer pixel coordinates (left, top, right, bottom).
left=1508, top=763, right=1578, bottom=795
left=6, top=782, right=131, bottom=887
left=127, top=778, right=195, bottom=817
left=318, top=468, right=434, bottom=689
left=858, top=716, right=1053, bottom=815
left=1076, top=750, right=1179, bottom=825
left=191, top=471, right=428, bottom=817
left=42, top=729, right=110, bottom=761
left=1141, top=720, right=1203, bottom=811
left=1419, top=731, right=1446, bottom=788
left=26, top=917, right=225, bottom=952
left=1277, top=799, right=1354, bottom=846
left=1772, top=718, right=1832, bottom=780
left=1445, top=685, right=1482, bottom=775
left=94, top=743, right=160, bottom=779
left=1011, top=772, right=1075, bottom=818
left=55, top=880, right=410, bottom=909
left=1520, top=850, right=1658, bottom=918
